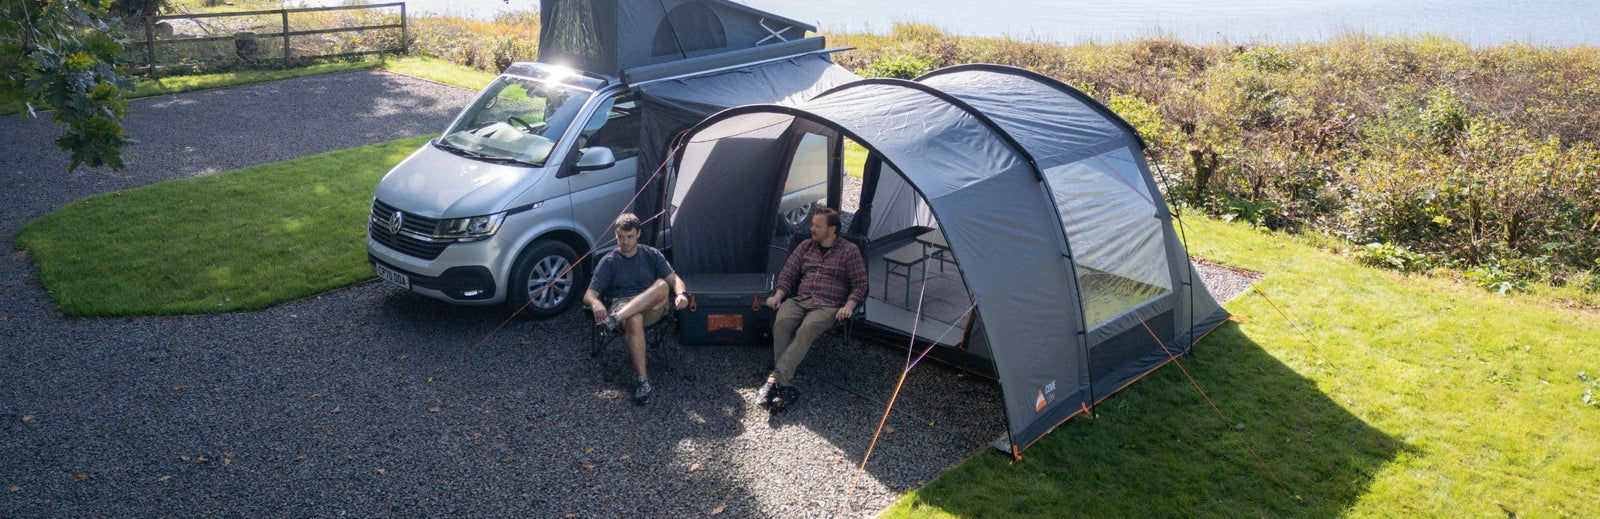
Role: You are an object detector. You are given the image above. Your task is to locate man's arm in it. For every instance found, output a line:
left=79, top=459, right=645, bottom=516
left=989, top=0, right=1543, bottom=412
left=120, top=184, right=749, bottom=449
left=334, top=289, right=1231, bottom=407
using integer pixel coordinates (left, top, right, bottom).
left=769, top=241, right=807, bottom=308
left=836, top=243, right=869, bottom=320
left=665, top=272, right=689, bottom=310
left=585, top=255, right=613, bottom=322
left=583, top=289, right=606, bottom=323
left=649, top=248, right=690, bottom=310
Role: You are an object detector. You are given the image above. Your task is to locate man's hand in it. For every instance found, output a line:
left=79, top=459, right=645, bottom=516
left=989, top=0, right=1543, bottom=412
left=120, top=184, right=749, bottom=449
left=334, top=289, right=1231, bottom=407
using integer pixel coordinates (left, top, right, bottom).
left=590, top=302, right=608, bottom=324
left=765, top=293, right=783, bottom=309
left=674, top=292, right=689, bottom=310
left=834, top=303, right=856, bottom=321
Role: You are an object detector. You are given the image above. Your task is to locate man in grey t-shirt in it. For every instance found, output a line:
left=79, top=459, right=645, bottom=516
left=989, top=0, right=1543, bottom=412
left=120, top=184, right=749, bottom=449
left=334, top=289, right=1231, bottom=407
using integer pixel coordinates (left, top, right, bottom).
left=583, top=213, right=688, bottom=404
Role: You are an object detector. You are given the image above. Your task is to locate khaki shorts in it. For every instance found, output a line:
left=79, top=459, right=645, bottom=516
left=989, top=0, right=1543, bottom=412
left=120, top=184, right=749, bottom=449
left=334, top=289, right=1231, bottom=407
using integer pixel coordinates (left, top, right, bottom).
left=612, top=295, right=668, bottom=327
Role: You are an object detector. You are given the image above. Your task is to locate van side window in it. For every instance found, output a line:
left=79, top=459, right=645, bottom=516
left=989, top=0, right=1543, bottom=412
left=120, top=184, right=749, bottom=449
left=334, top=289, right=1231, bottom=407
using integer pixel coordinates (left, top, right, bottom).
left=773, top=132, right=830, bottom=244
left=578, top=93, right=641, bottom=161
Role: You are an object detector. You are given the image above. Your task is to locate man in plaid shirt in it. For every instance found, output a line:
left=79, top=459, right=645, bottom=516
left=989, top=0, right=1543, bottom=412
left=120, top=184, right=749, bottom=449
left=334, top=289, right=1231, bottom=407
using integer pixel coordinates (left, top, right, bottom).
left=759, top=207, right=867, bottom=410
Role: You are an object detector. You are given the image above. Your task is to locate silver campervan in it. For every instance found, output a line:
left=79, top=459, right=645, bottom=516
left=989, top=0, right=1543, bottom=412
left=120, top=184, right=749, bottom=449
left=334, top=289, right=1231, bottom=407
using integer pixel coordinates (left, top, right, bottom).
left=365, top=0, right=853, bottom=319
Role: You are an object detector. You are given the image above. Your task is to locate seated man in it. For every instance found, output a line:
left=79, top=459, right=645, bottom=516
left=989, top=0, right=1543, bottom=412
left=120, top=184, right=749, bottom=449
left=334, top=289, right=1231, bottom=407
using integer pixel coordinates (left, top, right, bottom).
left=759, top=207, right=867, bottom=410
left=583, top=213, right=689, bottom=405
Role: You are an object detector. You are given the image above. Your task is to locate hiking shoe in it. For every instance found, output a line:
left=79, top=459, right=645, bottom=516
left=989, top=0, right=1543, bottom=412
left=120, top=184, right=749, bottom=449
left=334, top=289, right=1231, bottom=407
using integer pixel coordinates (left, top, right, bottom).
left=755, top=372, right=778, bottom=407
left=597, top=314, right=620, bottom=334
left=632, top=378, right=652, bottom=405
left=768, top=385, right=799, bottom=412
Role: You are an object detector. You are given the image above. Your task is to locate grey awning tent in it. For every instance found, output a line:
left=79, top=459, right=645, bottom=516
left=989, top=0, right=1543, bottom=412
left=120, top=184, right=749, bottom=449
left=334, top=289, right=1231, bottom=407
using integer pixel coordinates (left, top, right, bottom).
left=537, top=0, right=856, bottom=242
left=665, top=65, right=1230, bottom=456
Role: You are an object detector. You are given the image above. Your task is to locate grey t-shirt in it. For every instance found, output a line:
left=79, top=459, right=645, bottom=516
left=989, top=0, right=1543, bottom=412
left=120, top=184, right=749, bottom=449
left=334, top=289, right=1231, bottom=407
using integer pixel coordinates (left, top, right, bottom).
left=588, top=244, right=674, bottom=300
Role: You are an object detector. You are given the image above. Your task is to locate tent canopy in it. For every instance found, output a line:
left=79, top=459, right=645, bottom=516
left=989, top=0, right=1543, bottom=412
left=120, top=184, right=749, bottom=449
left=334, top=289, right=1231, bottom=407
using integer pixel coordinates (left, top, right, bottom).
left=666, top=65, right=1229, bottom=456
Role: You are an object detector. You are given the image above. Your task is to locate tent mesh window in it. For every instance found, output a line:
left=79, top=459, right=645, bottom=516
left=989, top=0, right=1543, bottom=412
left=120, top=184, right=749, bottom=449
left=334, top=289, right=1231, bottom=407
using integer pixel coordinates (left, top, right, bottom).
left=652, top=3, right=727, bottom=57
left=1044, top=147, right=1172, bottom=328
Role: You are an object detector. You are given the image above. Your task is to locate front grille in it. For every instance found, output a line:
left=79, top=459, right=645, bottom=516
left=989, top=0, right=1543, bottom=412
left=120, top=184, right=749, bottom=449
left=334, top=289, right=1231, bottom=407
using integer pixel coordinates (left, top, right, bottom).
left=369, top=200, right=452, bottom=260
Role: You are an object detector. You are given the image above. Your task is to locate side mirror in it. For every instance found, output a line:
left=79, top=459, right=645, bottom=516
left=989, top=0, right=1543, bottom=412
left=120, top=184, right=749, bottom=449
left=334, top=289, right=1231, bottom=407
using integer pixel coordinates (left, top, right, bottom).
left=574, top=146, right=616, bottom=172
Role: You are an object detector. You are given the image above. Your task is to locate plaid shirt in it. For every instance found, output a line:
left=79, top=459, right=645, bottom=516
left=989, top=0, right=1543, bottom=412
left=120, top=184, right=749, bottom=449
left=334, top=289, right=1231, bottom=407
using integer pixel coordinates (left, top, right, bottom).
left=776, top=237, right=868, bottom=308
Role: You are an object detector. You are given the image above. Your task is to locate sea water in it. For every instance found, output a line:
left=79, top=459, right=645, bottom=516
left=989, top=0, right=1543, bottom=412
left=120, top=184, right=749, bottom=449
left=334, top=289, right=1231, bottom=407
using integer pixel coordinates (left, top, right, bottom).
left=289, top=0, right=1599, bottom=47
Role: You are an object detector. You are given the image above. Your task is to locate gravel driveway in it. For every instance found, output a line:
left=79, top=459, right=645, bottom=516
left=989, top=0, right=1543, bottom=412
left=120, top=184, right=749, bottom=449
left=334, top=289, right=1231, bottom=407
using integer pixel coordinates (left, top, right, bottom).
left=0, top=70, right=1009, bottom=517
left=1, top=70, right=1255, bottom=517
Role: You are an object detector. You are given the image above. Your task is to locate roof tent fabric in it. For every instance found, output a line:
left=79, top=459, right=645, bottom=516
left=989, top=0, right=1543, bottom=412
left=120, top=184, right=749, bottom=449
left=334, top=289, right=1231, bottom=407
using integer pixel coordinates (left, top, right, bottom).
left=539, top=0, right=817, bottom=77
left=666, top=67, right=1230, bottom=456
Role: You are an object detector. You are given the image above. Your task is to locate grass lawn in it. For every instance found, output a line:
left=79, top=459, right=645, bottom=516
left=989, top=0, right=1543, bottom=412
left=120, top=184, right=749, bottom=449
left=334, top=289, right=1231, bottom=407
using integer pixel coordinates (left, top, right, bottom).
left=377, top=55, right=498, bottom=90
left=12, top=57, right=492, bottom=317
left=845, top=139, right=869, bottom=178
left=15, top=135, right=433, bottom=316
left=884, top=213, right=1600, bottom=517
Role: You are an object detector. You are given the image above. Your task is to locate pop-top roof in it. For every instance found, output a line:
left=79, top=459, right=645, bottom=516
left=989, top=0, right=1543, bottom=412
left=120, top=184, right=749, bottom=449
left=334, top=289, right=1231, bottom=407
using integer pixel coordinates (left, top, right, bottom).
left=538, top=0, right=821, bottom=79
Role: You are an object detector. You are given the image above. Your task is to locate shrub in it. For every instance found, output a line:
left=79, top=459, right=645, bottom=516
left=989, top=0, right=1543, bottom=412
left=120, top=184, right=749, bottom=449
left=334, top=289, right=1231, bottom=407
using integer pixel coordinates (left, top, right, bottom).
left=1353, top=242, right=1431, bottom=273
left=1465, top=262, right=1530, bottom=295
left=859, top=52, right=935, bottom=79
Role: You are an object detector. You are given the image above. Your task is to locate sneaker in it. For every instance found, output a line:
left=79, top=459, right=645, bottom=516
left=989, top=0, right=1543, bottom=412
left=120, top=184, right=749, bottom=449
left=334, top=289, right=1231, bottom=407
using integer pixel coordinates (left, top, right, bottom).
left=632, top=378, right=652, bottom=405
left=768, top=385, right=799, bottom=412
left=755, top=373, right=777, bottom=407
left=597, top=314, right=620, bottom=334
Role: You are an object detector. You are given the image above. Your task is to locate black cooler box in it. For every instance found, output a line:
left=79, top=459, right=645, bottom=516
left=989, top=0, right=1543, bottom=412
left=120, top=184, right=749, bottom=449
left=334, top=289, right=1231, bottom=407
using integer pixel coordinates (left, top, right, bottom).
left=678, top=273, right=775, bottom=346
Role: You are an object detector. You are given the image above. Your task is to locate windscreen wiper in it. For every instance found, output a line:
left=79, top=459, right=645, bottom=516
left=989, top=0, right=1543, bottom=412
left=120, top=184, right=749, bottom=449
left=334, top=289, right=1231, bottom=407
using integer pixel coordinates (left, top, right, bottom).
left=435, top=140, right=539, bottom=167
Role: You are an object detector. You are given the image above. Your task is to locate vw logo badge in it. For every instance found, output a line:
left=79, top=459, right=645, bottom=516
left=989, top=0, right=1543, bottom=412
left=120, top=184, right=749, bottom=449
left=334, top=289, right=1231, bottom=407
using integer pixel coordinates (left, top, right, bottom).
left=389, top=210, right=404, bottom=234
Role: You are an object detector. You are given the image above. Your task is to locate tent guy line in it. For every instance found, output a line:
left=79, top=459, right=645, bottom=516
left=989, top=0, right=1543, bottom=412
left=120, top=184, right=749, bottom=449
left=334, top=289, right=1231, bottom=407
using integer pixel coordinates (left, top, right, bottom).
left=1138, top=316, right=1298, bottom=500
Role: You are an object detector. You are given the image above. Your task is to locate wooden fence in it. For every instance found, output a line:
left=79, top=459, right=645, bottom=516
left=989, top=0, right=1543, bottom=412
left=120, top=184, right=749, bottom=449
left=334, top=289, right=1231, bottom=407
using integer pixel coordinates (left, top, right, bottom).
left=136, top=2, right=407, bottom=76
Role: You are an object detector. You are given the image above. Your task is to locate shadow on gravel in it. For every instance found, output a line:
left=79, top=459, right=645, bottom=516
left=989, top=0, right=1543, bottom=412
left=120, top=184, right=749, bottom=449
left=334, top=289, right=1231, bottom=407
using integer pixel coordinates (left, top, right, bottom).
left=898, top=322, right=1412, bottom=517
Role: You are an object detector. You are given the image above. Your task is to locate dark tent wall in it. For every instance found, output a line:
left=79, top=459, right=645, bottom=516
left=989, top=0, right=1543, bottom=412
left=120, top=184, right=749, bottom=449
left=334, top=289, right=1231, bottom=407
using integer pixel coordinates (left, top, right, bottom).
left=632, top=53, right=858, bottom=242
left=539, top=0, right=817, bottom=77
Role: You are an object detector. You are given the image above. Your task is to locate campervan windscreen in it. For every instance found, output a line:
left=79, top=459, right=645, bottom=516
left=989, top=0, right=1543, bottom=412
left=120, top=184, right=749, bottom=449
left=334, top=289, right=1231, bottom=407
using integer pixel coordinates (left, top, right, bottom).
left=436, top=76, right=595, bottom=166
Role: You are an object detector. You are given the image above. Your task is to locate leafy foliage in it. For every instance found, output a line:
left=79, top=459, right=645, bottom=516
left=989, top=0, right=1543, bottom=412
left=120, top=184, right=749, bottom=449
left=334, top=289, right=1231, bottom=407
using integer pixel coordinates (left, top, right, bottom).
left=860, top=52, right=934, bottom=79
left=1, top=0, right=136, bottom=170
left=1353, top=241, right=1430, bottom=273
left=1465, top=262, right=1530, bottom=295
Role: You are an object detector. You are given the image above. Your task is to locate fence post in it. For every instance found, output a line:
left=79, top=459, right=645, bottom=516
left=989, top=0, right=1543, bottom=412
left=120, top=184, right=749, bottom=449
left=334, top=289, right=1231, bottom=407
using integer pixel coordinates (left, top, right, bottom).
left=282, top=10, right=291, bottom=67
left=400, top=2, right=408, bottom=55
left=145, top=16, right=156, bottom=77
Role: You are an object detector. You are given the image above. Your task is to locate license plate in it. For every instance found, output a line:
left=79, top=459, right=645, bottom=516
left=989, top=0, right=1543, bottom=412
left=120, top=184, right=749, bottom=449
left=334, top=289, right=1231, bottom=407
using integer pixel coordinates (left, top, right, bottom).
left=374, top=262, right=410, bottom=290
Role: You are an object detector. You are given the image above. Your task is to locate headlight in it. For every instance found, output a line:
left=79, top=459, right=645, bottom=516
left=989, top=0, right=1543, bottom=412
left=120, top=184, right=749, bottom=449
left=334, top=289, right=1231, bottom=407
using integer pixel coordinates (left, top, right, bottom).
left=437, top=212, right=507, bottom=242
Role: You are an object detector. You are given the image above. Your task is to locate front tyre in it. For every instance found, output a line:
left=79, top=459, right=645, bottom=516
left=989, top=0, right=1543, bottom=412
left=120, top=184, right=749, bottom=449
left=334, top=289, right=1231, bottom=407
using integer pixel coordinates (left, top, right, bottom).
left=508, top=239, right=582, bottom=320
